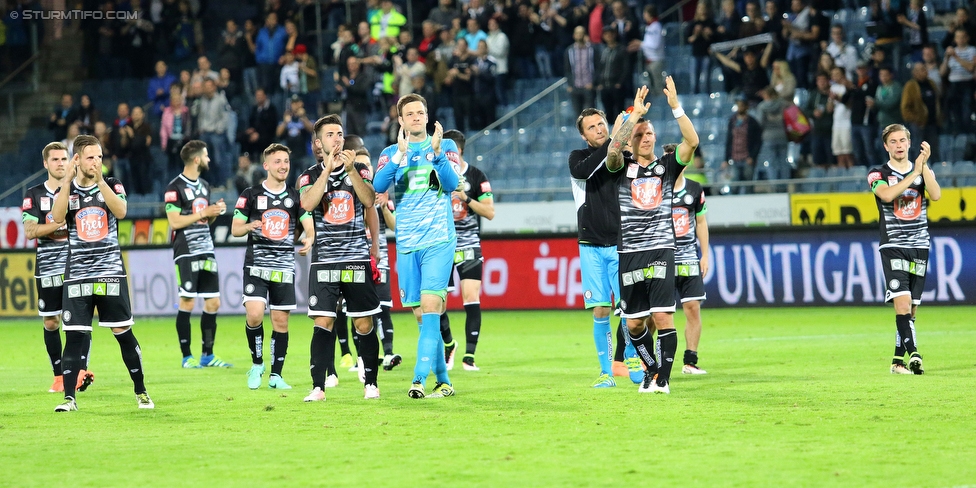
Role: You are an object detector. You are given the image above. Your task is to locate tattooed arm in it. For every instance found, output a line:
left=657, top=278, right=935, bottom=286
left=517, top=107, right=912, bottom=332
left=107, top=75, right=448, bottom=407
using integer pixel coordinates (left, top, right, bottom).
left=607, top=85, right=650, bottom=171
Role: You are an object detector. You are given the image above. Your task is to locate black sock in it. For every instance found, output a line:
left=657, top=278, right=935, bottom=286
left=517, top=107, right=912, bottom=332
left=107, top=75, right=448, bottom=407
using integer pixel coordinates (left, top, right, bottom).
left=247, top=323, right=264, bottom=364
left=613, top=321, right=625, bottom=362
left=270, top=331, right=288, bottom=376
left=62, top=331, right=86, bottom=399
left=629, top=327, right=658, bottom=375
left=310, top=326, right=334, bottom=389
left=376, top=306, right=394, bottom=355
left=895, top=313, right=916, bottom=354
left=200, top=311, right=217, bottom=356
left=82, top=331, right=92, bottom=370
left=656, top=329, right=678, bottom=385
left=44, top=328, right=63, bottom=376
left=352, top=332, right=361, bottom=358
left=464, top=303, right=482, bottom=355
left=335, top=309, right=351, bottom=356
left=115, top=329, right=147, bottom=393
left=176, top=310, right=192, bottom=357
left=440, top=312, right=453, bottom=344
left=356, top=326, right=380, bottom=386
left=684, top=349, right=698, bottom=366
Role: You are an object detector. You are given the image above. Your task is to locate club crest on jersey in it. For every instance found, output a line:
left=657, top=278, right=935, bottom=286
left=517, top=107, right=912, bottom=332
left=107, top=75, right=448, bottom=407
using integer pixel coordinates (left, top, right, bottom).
left=22, top=197, right=32, bottom=210
left=631, top=177, right=663, bottom=210
left=426, top=153, right=434, bottom=161
left=893, top=190, right=922, bottom=220
left=684, top=194, right=694, bottom=205
left=653, top=164, right=665, bottom=176
left=261, top=209, right=290, bottom=240
left=201, top=186, right=208, bottom=196
left=672, top=207, right=690, bottom=237
left=165, top=191, right=178, bottom=203
left=75, top=207, right=109, bottom=242
left=69, top=194, right=79, bottom=210
left=325, top=190, right=354, bottom=224
left=96, top=193, right=104, bottom=202
left=257, top=196, right=268, bottom=210
left=913, top=175, right=922, bottom=185
left=41, top=197, right=51, bottom=211
left=889, top=279, right=900, bottom=290
left=343, top=176, right=352, bottom=186
left=377, top=154, right=390, bottom=169
left=184, top=188, right=195, bottom=200
left=284, top=198, right=294, bottom=208
left=193, top=197, right=209, bottom=221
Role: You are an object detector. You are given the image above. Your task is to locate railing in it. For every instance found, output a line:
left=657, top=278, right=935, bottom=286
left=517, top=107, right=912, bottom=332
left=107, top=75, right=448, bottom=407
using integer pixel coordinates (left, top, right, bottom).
left=659, top=0, right=696, bottom=45
left=0, top=168, right=46, bottom=204
left=0, top=23, right=41, bottom=139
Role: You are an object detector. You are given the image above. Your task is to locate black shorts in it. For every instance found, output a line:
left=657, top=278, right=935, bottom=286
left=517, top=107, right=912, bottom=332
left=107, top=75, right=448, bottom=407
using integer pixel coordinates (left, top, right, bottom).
left=454, top=247, right=484, bottom=281
left=618, top=249, right=676, bottom=318
left=880, top=247, right=929, bottom=305
left=674, top=261, right=706, bottom=303
left=375, top=268, right=393, bottom=306
left=175, top=254, right=220, bottom=298
left=243, top=267, right=297, bottom=310
left=308, top=262, right=380, bottom=318
left=61, top=276, right=134, bottom=331
left=36, top=274, right=65, bottom=317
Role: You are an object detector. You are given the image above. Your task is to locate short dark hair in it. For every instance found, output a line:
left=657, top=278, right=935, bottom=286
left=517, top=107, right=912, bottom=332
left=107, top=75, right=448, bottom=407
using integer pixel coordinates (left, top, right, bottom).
left=263, top=143, right=291, bottom=160
left=344, top=134, right=365, bottom=151
left=662, top=143, right=678, bottom=154
left=443, top=129, right=465, bottom=155
left=313, top=114, right=343, bottom=139
left=180, top=140, right=208, bottom=165
left=644, top=5, right=658, bottom=17
left=397, top=93, right=428, bottom=118
left=73, top=135, right=101, bottom=157
left=576, top=108, right=607, bottom=135
left=42, top=141, right=68, bottom=161
left=354, top=147, right=370, bottom=157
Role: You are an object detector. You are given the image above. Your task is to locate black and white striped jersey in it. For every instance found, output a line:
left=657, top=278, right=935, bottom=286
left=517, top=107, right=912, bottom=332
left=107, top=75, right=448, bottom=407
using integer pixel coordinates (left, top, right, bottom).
left=372, top=199, right=394, bottom=270
left=165, top=174, right=215, bottom=260
left=612, top=152, right=685, bottom=253
left=672, top=179, right=707, bottom=263
left=63, top=178, right=126, bottom=280
left=234, top=183, right=310, bottom=271
left=868, top=163, right=930, bottom=249
left=299, top=161, right=373, bottom=264
left=22, top=182, right=69, bottom=277
left=452, top=163, right=492, bottom=250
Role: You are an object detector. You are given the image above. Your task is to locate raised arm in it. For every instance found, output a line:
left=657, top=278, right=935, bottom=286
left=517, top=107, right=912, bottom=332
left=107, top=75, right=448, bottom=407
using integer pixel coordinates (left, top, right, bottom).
left=664, top=76, right=700, bottom=164
left=51, top=160, right=75, bottom=225
left=98, top=177, right=128, bottom=220
left=607, top=85, right=650, bottom=171
left=345, top=154, right=376, bottom=208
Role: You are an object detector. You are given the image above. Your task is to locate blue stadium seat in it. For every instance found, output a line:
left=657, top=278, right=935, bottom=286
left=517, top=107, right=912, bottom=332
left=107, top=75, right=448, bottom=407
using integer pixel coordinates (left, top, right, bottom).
left=931, top=160, right=953, bottom=184
left=952, top=135, right=971, bottom=161
left=954, top=161, right=976, bottom=186
left=802, top=167, right=825, bottom=193
left=838, top=166, right=866, bottom=192
left=940, top=134, right=956, bottom=161
left=823, top=166, right=844, bottom=193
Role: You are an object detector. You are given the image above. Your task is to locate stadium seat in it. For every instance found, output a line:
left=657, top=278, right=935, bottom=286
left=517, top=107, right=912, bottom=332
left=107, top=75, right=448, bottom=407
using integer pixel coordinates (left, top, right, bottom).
left=838, top=166, right=867, bottom=192
left=954, top=161, right=976, bottom=186
left=823, top=166, right=844, bottom=193
left=931, top=161, right=952, bottom=184
left=952, top=135, right=971, bottom=162
left=802, top=166, right=825, bottom=193
left=940, top=134, right=956, bottom=161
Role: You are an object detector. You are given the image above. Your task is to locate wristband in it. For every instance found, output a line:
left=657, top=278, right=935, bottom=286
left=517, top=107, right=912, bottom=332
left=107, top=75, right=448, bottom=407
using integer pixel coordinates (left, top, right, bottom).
left=672, top=107, right=685, bottom=119
left=465, top=195, right=471, bottom=204
left=392, top=150, right=404, bottom=163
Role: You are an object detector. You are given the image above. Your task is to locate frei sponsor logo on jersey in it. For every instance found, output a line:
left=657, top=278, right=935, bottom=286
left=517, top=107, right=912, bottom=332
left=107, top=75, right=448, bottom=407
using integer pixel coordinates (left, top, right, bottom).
left=76, top=207, right=108, bottom=242
left=326, top=191, right=354, bottom=224
left=632, top=177, right=663, bottom=210
left=894, top=189, right=922, bottom=220
left=193, top=197, right=209, bottom=222
left=672, top=207, right=691, bottom=237
left=261, top=209, right=290, bottom=240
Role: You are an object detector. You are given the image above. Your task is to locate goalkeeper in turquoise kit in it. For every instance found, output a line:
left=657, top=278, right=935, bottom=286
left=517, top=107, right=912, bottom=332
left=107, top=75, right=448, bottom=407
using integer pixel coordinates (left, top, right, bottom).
left=374, top=93, right=460, bottom=399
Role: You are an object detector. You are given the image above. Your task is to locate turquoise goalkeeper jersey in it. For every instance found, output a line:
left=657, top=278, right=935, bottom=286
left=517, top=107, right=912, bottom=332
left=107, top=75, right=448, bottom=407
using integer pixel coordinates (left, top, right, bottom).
left=374, top=136, right=461, bottom=253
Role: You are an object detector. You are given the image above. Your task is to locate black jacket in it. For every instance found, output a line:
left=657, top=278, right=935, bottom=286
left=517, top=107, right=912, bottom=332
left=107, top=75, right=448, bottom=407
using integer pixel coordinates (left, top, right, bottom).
left=568, top=141, right=620, bottom=246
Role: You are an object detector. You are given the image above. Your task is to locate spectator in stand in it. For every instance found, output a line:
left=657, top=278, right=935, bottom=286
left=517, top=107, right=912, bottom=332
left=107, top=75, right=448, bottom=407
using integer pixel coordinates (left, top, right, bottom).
left=825, top=25, right=859, bottom=81
left=418, top=21, right=442, bottom=63
left=598, top=26, right=628, bottom=117
left=412, top=75, right=439, bottom=132
left=193, top=78, right=233, bottom=188
left=763, top=0, right=787, bottom=61
left=446, top=38, right=475, bottom=131
left=48, top=93, right=78, bottom=142
left=171, top=0, right=197, bottom=62
left=280, top=49, right=301, bottom=96
left=190, top=56, right=220, bottom=99
left=868, top=47, right=888, bottom=86
left=769, top=60, right=796, bottom=102
left=95, top=1, right=123, bottom=78
left=218, top=19, right=246, bottom=82
left=428, top=0, right=460, bottom=32
left=337, top=56, right=370, bottom=136
left=396, top=47, right=427, bottom=97
left=588, top=0, right=611, bottom=45
left=687, top=2, right=717, bottom=95
left=463, top=18, right=488, bottom=52
left=397, top=29, right=416, bottom=53
left=243, top=18, right=260, bottom=102
left=715, top=0, right=741, bottom=42
left=465, top=0, right=493, bottom=30
left=110, top=103, right=133, bottom=184
left=850, top=62, right=879, bottom=167
left=370, top=0, right=407, bottom=41
left=922, top=44, right=942, bottom=93
left=724, top=96, right=762, bottom=192
left=63, top=123, right=82, bottom=155
left=530, top=0, right=556, bottom=79
left=471, top=40, right=498, bottom=129
left=276, top=95, right=314, bottom=185
left=148, top=60, right=177, bottom=115
left=511, top=3, right=538, bottom=79
left=712, top=45, right=772, bottom=103
left=641, top=5, right=664, bottom=95
left=282, top=19, right=301, bottom=55
left=292, top=45, right=319, bottom=115
left=357, top=21, right=379, bottom=57
left=242, top=88, right=279, bottom=160
left=899, top=0, right=928, bottom=62
left=255, top=13, right=288, bottom=94
left=76, top=94, right=99, bottom=136
left=333, top=24, right=361, bottom=81
left=161, top=88, right=193, bottom=175
left=902, top=62, right=942, bottom=162
left=122, top=0, right=156, bottom=77
left=816, top=51, right=837, bottom=79
left=755, top=86, right=790, bottom=190
left=940, top=28, right=976, bottom=135
left=739, top=1, right=764, bottom=38
left=828, top=67, right=855, bottom=169
left=806, top=73, right=834, bottom=168
left=486, top=18, right=510, bottom=105
left=565, top=25, right=600, bottom=117
left=234, top=152, right=265, bottom=195
left=547, top=0, right=576, bottom=78
left=783, top=0, right=819, bottom=89
left=122, top=106, right=154, bottom=195
left=219, top=68, right=242, bottom=103
left=94, top=120, right=116, bottom=177
left=942, top=7, right=976, bottom=51
left=875, top=66, right=903, bottom=129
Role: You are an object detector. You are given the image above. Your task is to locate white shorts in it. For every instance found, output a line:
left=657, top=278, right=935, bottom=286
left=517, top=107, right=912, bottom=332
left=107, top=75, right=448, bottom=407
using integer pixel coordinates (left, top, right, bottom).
left=831, top=127, right=853, bottom=155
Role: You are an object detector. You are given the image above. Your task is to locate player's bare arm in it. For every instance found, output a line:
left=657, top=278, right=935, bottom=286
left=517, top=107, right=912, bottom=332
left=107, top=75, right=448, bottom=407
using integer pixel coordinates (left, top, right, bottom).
left=377, top=193, right=396, bottom=231
left=168, top=199, right=223, bottom=230
left=94, top=160, right=128, bottom=220
left=301, top=139, right=342, bottom=212
left=918, top=142, right=941, bottom=201
left=667, top=76, right=700, bottom=164
left=298, top=215, right=314, bottom=256
left=50, top=158, right=77, bottom=224
left=344, top=149, right=376, bottom=207
left=697, top=213, right=710, bottom=276
left=431, top=121, right=444, bottom=156
left=365, top=205, right=380, bottom=258
left=24, top=218, right=66, bottom=240
left=873, top=142, right=928, bottom=203
left=607, top=85, right=650, bottom=171
left=456, top=191, right=495, bottom=220
left=231, top=214, right=263, bottom=237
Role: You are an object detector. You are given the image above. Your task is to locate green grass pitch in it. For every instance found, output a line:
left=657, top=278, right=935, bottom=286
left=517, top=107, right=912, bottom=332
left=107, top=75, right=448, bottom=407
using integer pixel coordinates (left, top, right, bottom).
left=1, top=307, right=975, bottom=487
